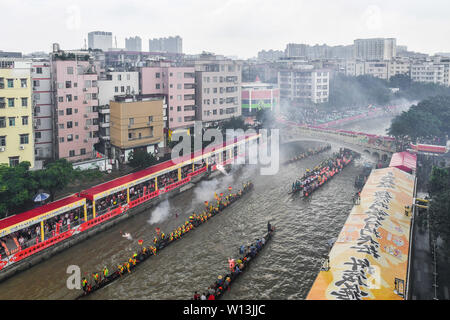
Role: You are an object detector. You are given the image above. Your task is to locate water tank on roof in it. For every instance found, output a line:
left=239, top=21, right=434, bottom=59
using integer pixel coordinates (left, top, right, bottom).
left=52, top=43, right=60, bottom=53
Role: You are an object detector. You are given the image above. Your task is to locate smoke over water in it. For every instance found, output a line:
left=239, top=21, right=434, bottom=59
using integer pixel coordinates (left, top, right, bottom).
left=192, top=173, right=235, bottom=206
left=147, top=200, right=171, bottom=225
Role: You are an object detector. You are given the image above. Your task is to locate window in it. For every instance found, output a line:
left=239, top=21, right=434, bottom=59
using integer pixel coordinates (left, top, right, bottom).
left=9, top=117, right=15, bottom=126
left=75, top=122, right=78, bottom=127
left=67, top=67, right=73, bottom=75
left=177, top=84, right=182, bottom=89
left=35, top=106, right=40, bottom=114
left=129, top=118, right=134, bottom=125
left=126, top=74, right=130, bottom=80
left=75, top=135, right=79, bottom=140
left=170, top=95, right=173, bottom=100
left=177, top=106, right=181, bottom=112
left=170, top=84, right=173, bottom=88
left=80, top=148, right=86, bottom=155
left=59, top=137, right=64, bottom=143
left=67, top=121, right=73, bottom=128
left=9, top=157, right=19, bottom=167
left=121, top=86, right=124, bottom=92
left=35, top=132, right=41, bottom=139
left=74, top=95, right=78, bottom=101
left=65, top=81, right=72, bottom=88
left=148, top=116, right=153, bottom=122
left=58, top=110, right=64, bottom=116
left=22, top=116, right=28, bottom=125
left=69, top=150, right=75, bottom=157
left=66, top=108, right=72, bottom=115
left=21, top=98, right=28, bottom=107
left=169, top=118, right=173, bottom=122
left=128, top=132, right=133, bottom=139
left=117, top=75, right=122, bottom=81
left=8, top=98, right=14, bottom=107
left=66, top=94, right=72, bottom=102
left=0, top=136, right=5, bottom=146
left=126, top=86, right=130, bottom=93
left=7, top=79, right=14, bottom=88
left=0, top=97, right=4, bottom=108
left=213, top=88, right=217, bottom=93
left=58, top=96, right=64, bottom=102
left=177, top=95, right=182, bottom=101
left=59, top=124, right=64, bottom=129
left=156, top=84, right=160, bottom=89
left=213, top=109, right=217, bottom=115
left=85, top=80, right=92, bottom=88
left=36, top=67, right=42, bottom=74
left=33, top=80, right=40, bottom=87
left=115, top=86, right=118, bottom=93
left=67, top=134, right=73, bottom=142
left=0, top=117, right=5, bottom=128
left=20, top=134, right=29, bottom=144
left=156, top=73, right=160, bottom=78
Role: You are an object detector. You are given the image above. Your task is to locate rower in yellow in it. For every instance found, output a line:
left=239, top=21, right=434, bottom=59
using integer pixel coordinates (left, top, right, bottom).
left=93, top=272, right=100, bottom=284
left=118, top=264, right=124, bottom=275
left=103, top=266, right=109, bottom=278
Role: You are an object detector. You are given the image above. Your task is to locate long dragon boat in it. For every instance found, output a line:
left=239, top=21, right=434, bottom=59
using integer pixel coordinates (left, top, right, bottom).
left=289, top=149, right=356, bottom=197
left=76, top=182, right=254, bottom=299
left=197, top=227, right=274, bottom=300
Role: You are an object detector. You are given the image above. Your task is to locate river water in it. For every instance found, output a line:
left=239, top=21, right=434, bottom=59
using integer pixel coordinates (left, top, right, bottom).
left=0, top=117, right=394, bottom=300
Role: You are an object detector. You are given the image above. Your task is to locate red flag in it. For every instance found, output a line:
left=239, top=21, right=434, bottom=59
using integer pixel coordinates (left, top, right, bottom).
left=155, top=227, right=161, bottom=236
left=220, top=193, right=224, bottom=197
left=138, top=239, right=143, bottom=245
left=228, top=187, right=232, bottom=191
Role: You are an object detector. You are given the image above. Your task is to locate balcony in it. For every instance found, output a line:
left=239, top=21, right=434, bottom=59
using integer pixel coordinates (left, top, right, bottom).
left=100, top=122, right=110, bottom=128
left=98, top=105, right=110, bottom=114
left=184, top=94, right=195, bottom=101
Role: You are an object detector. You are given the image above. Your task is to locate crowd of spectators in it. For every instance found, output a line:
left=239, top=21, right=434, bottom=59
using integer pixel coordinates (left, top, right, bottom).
left=0, top=207, right=83, bottom=257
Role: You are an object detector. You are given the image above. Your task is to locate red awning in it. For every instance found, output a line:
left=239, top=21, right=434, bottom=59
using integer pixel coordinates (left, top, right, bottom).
left=80, top=134, right=257, bottom=200
left=0, top=195, right=84, bottom=231
left=389, top=152, right=417, bottom=173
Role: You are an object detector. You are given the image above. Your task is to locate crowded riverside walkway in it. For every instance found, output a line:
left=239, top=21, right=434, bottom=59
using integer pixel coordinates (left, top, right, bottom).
left=78, top=182, right=254, bottom=298
left=290, top=148, right=356, bottom=197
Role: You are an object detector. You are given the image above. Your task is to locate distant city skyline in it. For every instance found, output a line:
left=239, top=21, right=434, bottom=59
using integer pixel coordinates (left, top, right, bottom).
left=3, top=0, right=450, bottom=59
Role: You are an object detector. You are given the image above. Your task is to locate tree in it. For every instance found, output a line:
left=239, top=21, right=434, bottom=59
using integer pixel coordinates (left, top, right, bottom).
left=0, top=162, right=39, bottom=217
left=34, top=159, right=75, bottom=202
left=220, top=116, right=249, bottom=133
left=128, top=150, right=157, bottom=170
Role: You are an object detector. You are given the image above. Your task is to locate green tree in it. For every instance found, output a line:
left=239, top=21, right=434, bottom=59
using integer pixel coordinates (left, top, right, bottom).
left=0, top=162, right=39, bottom=217
left=221, top=116, right=249, bottom=133
left=34, top=159, right=75, bottom=202
left=128, top=150, right=157, bottom=170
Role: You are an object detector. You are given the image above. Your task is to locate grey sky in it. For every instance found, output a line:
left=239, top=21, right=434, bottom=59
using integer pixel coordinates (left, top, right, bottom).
left=2, top=0, right=450, bottom=58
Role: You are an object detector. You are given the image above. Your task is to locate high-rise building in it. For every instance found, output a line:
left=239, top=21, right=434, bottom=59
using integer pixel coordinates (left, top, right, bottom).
left=140, top=61, right=195, bottom=130
left=88, top=31, right=113, bottom=52
left=354, top=38, right=396, bottom=61
left=193, top=54, right=242, bottom=125
left=32, top=60, right=53, bottom=163
left=51, top=49, right=100, bottom=162
left=125, top=36, right=142, bottom=52
left=149, top=36, right=182, bottom=54
left=410, top=58, right=450, bottom=87
left=0, top=58, right=35, bottom=168
left=278, top=64, right=329, bottom=105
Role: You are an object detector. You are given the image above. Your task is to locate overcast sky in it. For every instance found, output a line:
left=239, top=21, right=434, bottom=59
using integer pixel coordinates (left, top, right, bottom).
left=2, top=0, right=450, bottom=58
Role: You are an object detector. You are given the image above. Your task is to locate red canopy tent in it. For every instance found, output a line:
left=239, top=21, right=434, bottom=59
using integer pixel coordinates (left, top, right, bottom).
left=389, top=152, right=417, bottom=173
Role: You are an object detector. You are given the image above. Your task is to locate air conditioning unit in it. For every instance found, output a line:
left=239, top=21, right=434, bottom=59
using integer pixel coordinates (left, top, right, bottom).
left=83, top=88, right=88, bottom=91
left=0, top=147, right=5, bottom=152
left=84, top=126, right=89, bottom=130
left=84, top=114, right=88, bottom=118
left=19, top=145, right=25, bottom=150
left=84, top=139, right=88, bottom=143
left=83, top=101, right=88, bottom=104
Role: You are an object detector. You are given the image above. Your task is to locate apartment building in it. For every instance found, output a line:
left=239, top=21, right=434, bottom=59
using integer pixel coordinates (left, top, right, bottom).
left=96, top=70, right=140, bottom=156
left=387, top=60, right=411, bottom=79
left=88, top=31, right=113, bottom=51
left=410, top=61, right=450, bottom=86
left=194, top=55, right=242, bottom=125
left=0, top=59, right=34, bottom=167
left=32, top=60, right=53, bottom=163
left=125, top=36, right=142, bottom=52
left=278, top=65, right=329, bottom=105
left=51, top=50, right=99, bottom=162
left=140, top=61, right=195, bottom=129
left=149, top=36, right=182, bottom=54
left=364, top=61, right=389, bottom=80
left=110, top=95, right=165, bottom=163
left=354, top=38, right=396, bottom=61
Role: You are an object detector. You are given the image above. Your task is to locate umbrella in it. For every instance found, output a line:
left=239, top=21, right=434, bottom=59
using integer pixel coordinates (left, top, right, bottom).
left=33, top=193, right=50, bottom=202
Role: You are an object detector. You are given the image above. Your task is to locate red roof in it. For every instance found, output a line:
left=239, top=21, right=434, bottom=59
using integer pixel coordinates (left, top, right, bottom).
left=412, top=144, right=447, bottom=154
left=80, top=134, right=257, bottom=200
left=0, top=195, right=84, bottom=231
left=389, top=152, right=417, bottom=173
